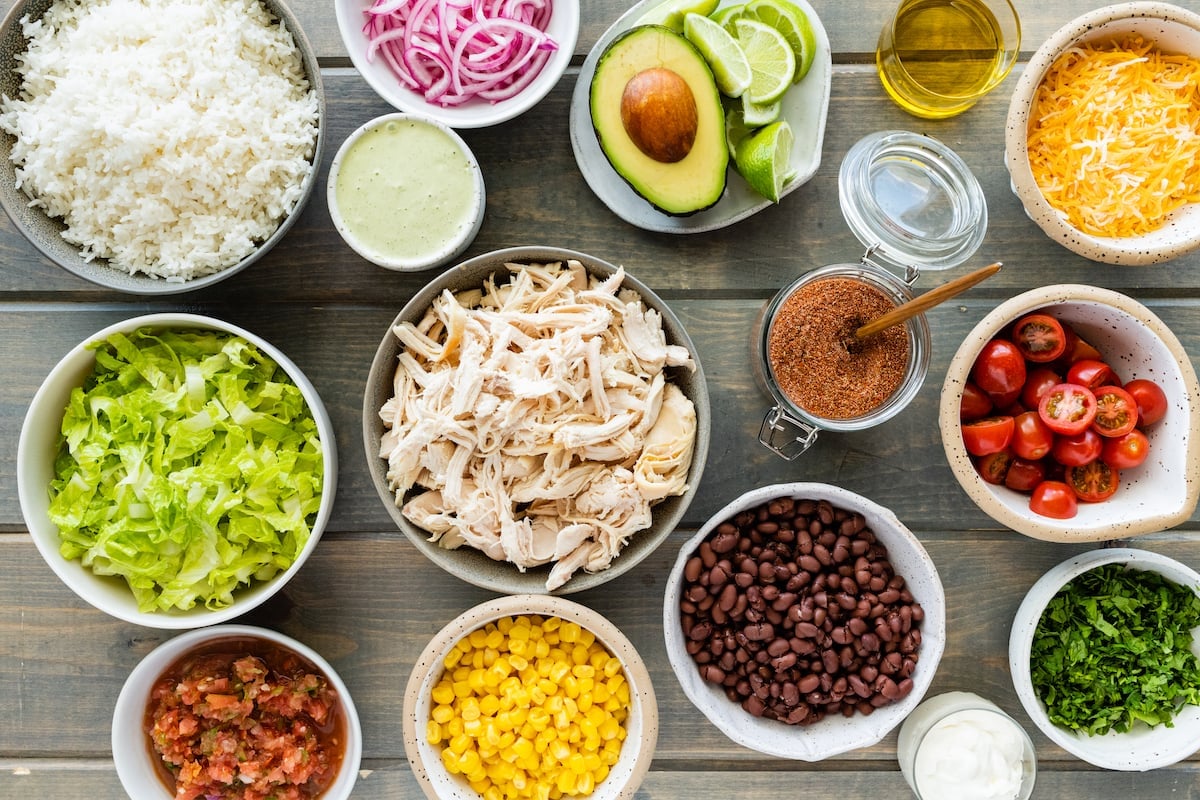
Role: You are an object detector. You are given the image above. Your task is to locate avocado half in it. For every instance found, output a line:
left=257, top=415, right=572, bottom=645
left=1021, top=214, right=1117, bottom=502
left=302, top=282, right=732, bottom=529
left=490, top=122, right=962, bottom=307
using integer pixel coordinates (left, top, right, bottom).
left=589, top=25, right=728, bottom=216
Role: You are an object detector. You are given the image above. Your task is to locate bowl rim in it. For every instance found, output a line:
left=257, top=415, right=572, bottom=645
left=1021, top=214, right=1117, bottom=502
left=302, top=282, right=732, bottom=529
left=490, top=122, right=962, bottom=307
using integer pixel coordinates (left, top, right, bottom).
left=361, top=245, right=710, bottom=595
left=112, top=624, right=362, bottom=799
left=16, top=312, right=338, bottom=628
left=1008, top=547, right=1200, bottom=770
left=0, top=0, right=326, bottom=293
left=938, top=284, right=1200, bottom=541
left=401, top=593, right=658, bottom=800
left=325, top=111, right=485, bottom=271
left=1003, top=1, right=1200, bottom=265
left=333, top=0, right=580, bottom=129
left=662, top=481, right=946, bottom=761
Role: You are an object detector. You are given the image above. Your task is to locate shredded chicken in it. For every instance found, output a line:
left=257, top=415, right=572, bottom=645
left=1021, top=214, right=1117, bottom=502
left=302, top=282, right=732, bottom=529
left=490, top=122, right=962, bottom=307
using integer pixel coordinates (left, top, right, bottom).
left=379, top=259, right=698, bottom=590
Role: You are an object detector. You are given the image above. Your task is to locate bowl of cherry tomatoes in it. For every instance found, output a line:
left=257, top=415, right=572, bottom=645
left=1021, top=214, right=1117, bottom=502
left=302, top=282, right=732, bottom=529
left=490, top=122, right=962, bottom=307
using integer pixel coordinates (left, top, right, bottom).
left=939, top=284, right=1200, bottom=541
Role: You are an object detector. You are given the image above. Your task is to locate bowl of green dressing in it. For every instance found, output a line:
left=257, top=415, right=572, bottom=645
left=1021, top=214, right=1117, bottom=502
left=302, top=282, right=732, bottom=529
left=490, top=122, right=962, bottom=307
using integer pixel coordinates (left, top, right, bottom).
left=327, top=113, right=485, bottom=271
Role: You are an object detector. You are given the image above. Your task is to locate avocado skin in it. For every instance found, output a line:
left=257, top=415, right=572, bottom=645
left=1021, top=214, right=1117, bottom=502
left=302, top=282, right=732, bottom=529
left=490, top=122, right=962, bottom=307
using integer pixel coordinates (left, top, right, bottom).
left=590, top=25, right=728, bottom=217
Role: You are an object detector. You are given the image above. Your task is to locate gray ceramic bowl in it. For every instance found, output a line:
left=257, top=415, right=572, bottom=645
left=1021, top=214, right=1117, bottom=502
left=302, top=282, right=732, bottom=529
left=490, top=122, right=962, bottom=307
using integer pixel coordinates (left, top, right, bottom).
left=363, top=245, right=710, bottom=594
left=0, top=0, right=325, bottom=293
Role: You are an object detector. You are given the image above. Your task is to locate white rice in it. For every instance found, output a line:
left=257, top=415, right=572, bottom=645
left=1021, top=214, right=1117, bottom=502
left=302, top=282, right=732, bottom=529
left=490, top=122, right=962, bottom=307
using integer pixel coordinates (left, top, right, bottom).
left=0, top=0, right=319, bottom=281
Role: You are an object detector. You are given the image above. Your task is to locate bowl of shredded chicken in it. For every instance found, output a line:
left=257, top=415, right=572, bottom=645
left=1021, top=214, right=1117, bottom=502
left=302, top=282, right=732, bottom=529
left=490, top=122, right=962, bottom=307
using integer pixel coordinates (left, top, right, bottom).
left=1004, top=1, right=1200, bottom=265
left=363, top=246, right=710, bottom=594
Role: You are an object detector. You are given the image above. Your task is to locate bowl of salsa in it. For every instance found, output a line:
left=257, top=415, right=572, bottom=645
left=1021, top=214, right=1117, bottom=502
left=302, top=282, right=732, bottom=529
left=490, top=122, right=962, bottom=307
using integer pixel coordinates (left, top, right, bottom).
left=112, top=625, right=361, bottom=800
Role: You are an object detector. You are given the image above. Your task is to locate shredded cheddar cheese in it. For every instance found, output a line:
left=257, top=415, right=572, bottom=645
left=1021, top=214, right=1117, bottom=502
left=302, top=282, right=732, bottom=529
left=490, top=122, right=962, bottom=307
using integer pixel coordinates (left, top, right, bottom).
left=1027, top=35, right=1200, bottom=238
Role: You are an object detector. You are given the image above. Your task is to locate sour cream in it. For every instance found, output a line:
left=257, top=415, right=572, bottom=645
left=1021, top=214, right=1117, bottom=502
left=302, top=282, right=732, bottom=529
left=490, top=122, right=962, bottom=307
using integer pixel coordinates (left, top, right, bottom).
left=897, top=692, right=1035, bottom=800
left=328, top=114, right=483, bottom=270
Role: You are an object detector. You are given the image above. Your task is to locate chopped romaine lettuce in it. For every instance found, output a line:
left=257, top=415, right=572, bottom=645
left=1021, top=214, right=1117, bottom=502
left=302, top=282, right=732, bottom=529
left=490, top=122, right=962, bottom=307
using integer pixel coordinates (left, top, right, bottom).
left=48, top=327, right=324, bottom=613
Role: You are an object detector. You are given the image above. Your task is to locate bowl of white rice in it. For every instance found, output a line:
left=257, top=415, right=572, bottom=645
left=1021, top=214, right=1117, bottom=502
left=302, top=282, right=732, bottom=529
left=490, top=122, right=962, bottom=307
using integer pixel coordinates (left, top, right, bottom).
left=0, top=0, right=324, bottom=293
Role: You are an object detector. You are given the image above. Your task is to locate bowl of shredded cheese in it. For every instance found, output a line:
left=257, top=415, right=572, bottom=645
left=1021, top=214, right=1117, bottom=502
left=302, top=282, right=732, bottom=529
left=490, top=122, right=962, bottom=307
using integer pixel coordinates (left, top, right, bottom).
left=402, top=594, right=657, bottom=800
left=0, top=0, right=324, bottom=293
left=1004, top=2, right=1200, bottom=265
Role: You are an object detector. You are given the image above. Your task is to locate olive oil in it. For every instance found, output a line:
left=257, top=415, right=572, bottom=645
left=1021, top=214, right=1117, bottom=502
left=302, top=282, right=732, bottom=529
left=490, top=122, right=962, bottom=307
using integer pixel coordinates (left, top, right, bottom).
left=876, top=0, right=1019, bottom=119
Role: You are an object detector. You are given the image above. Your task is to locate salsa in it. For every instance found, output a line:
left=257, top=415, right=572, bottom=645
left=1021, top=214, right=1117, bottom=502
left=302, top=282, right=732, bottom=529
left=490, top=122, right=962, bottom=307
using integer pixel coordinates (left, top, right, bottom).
left=144, top=637, right=346, bottom=800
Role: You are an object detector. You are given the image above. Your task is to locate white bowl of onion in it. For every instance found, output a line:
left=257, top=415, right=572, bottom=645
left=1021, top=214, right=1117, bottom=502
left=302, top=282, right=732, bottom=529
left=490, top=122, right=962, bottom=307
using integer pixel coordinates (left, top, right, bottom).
left=334, top=0, right=580, bottom=128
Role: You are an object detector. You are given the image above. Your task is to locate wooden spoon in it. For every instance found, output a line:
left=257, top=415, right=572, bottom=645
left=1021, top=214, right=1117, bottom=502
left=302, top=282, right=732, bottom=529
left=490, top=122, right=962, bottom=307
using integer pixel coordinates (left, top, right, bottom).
left=853, top=262, right=1003, bottom=341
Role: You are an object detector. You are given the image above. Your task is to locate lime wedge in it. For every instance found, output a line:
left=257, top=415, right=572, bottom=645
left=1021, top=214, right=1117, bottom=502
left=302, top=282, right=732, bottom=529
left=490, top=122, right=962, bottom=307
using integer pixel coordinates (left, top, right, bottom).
left=745, top=0, right=817, bottom=82
left=724, top=100, right=752, bottom=158
left=733, top=119, right=794, bottom=202
left=636, top=0, right=720, bottom=32
left=683, top=12, right=752, bottom=98
left=733, top=18, right=795, bottom=105
left=741, top=93, right=781, bottom=126
left=712, top=3, right=746, bottom=34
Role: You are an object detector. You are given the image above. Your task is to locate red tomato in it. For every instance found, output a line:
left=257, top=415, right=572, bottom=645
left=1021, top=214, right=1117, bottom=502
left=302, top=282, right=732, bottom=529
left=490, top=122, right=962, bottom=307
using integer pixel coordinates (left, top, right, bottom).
left=1102, top=429, right=1150, bottom=470
left=1005, top=458, right=1047, bottom=492
left=962, top=416, right=1015, bottom=456
left=1011, top=313, right=1066, bottom=362
left=971, top=340, right=1027, bottom=406
left=1091, top=385, right=1138, bottom=438
left=1038, top=383, right=1097, bottom=436
left=1011, top=411, right=1054, bottom=461
left=1124, top=378, right=1168, bottom=426
left=1020, top=366, right=1062, bottom=410
left=1066, top=460, right=1119, bottom=502
left=1051, top=428, right=1103, bottom=467
left=1054, top=326, right=1103, bottom=369
left=1066, top=359, right=1118, bottom=391
left=976, top=450, right=1013, bottom=485
left=960, top=381, right=994, bottom=421
left=1030, top=480, right=1078, bottom=519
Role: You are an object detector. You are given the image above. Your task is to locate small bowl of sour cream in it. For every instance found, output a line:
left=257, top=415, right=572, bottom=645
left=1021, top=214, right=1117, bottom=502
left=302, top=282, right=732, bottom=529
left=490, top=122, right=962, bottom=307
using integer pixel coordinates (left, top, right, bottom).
left=327, top=113, right=485, bottom=271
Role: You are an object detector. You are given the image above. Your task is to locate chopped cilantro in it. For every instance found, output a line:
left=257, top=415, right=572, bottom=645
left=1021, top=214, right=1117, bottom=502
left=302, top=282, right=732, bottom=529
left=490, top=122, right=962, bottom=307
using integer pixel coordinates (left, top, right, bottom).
left=1030, top=563, right=1200, bottom=736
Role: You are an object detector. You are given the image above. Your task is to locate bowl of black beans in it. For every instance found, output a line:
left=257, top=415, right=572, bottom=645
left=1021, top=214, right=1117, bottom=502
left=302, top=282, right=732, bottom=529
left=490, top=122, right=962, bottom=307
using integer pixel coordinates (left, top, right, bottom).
left=662, top=482, right=946, bottom=760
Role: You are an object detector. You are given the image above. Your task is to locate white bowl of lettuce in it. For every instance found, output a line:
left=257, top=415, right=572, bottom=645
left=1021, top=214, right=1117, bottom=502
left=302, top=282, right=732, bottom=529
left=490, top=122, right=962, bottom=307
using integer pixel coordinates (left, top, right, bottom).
left=17, top=313, right=337, bottom=629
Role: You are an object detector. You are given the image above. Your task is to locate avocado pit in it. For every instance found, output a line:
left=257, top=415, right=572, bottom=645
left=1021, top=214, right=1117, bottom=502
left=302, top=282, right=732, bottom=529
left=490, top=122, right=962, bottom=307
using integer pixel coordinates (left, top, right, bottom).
left=620, top=67, right=698, bottom=163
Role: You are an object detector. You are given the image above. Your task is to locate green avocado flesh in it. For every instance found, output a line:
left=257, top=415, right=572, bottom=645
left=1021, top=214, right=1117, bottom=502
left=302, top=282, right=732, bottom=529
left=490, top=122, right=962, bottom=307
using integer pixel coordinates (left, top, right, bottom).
left=590, top=25, right=728, bottom=216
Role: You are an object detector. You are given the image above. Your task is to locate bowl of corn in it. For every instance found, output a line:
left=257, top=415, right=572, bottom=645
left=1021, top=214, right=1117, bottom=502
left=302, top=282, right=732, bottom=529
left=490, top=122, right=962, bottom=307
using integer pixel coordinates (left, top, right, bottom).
left=402, top=594, right=657, bottom=799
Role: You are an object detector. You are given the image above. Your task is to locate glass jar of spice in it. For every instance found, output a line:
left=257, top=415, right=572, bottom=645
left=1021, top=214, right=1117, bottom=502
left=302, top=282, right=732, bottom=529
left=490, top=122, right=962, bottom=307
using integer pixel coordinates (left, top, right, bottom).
left=755, top=130, right=986, bottom=459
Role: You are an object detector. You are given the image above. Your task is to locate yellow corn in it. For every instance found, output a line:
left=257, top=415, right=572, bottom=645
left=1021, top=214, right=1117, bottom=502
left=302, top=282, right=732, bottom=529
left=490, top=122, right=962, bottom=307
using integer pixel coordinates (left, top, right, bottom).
left=426, top=614, right=630, bottom=798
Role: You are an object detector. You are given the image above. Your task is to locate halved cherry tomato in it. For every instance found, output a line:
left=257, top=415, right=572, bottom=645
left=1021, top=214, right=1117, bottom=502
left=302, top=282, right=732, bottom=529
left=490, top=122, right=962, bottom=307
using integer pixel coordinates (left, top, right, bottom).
left=1020, top=366, right=1062, bottom=411
left=1011, top=411, right=1054, bottom=461
left=960, top=381, right=994, bottom=421
left=1051, top=428, right=1102, bottom=467
left=1054, top=326, right=1103, bottom=369
left=1030, top=480, right=1078, bottom=519
left=976, top=450, right=1013, bottom=485
left=1066, top=359, right=1117, bottom=391
left=1066, top=460, right=1119, bottom=502
left=1005, top=458, right=1047, bottom=492
left=1124, top=378, right=1168, bottom=426
left=962, top=416, right=1015, bottom=456
left=1102, top=429, right=1150, bottom=470
left=1011, top=313, right=1066, bottom=363
left=1038, top=383, right=1097, bottom=436
left=971, top=340, right=1027, bottom=407
left=1091, top=385, right=1138, bottom=438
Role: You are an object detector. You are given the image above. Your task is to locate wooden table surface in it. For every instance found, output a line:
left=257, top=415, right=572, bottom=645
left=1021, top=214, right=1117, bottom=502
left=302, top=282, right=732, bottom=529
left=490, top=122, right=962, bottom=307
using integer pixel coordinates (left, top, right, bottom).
left=3, top=0, right=1200, bottom=797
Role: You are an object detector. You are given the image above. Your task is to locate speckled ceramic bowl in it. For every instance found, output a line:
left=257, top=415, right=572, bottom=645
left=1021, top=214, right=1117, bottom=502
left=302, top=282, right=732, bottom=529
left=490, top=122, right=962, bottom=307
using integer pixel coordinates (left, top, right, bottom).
left=402, top=594, right=657, bottom=799
left=0, top=0, right=324, bottom=293
left=1004, top=2, right=1200, bottom=265
left=663, top=482, right=946, bottom=761
left=940, top=285, right=1200, bottom=541
left=363, top=245, right=709, bottom=595
left=1010, top=548, right=1200, bottom=770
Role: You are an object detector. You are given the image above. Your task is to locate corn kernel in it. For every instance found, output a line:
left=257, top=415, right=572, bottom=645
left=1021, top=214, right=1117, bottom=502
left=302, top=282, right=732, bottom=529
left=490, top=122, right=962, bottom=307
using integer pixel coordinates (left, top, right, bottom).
left=442, top=748, right=461, bottom=773
left=426, top=719, right=442, bottom=744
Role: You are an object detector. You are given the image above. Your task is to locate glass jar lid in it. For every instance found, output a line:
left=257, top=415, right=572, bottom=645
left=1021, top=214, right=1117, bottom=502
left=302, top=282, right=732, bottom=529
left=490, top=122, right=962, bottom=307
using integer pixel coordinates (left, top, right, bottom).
left=838, top=130, right=987, bottom=271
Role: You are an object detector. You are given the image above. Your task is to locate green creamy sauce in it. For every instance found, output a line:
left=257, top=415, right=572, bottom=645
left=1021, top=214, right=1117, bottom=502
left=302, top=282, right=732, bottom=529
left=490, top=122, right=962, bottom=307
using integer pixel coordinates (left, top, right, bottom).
left=334, top=119, right=476, bottom=262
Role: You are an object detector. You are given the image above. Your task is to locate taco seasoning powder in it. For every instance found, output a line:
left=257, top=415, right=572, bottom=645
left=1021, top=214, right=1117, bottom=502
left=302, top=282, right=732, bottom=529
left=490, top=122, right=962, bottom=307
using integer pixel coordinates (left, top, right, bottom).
left=767, top=277, right=909, bottom=420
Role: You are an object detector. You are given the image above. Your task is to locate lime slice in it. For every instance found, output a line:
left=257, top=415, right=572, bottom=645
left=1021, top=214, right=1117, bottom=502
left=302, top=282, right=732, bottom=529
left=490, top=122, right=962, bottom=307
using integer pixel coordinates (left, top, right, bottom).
left=733, top=18, right=795, bottom=105
left=724, top=100, right=752, bottom=158
left=745, top=0, right=817, bottom=83
left=712, top=3, right=746, bottom=34
left=733, top=119, right=793, bottom=202
left=741, top=93, right=781, bottom=126
left=636, top=0, right=720, bottom=32
left=683, top=12, right=752, bottom=98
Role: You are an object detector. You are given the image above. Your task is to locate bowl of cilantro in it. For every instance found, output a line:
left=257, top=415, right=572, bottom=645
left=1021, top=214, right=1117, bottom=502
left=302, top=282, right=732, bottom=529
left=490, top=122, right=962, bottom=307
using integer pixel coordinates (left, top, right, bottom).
left=1010, top=547, right=1200, bottom=770
left=17, top=313, right=336, bottom=629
